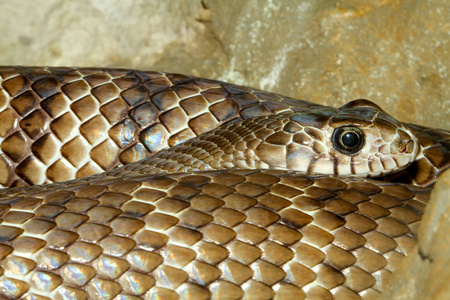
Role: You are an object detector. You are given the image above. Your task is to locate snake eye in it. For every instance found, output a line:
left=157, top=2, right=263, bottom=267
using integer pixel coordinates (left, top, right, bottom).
left=332, top=126, right=365, bottom=155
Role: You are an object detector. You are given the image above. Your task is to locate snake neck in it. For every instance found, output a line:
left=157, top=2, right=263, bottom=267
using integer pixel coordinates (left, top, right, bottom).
left=119, top=114, right=290, bottom=175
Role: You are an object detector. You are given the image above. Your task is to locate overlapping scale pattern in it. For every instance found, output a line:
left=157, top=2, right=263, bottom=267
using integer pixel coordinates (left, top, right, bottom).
left=0, top=67, right=448, bottom=189
left=0, top=67, right=320, bottom=188
left=0, top=66, right=448, bottom=300
left=0, top=170, right=429, bottom=299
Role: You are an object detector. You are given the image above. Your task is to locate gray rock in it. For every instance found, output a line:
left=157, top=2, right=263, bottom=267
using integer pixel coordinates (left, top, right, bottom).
left=383, top=169, right=450, bottom=299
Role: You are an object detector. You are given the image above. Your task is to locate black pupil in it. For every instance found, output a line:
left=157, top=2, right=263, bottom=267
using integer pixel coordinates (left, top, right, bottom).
left=332, top=126, right=364, bottom=155
left=342, top=132, right=359, bottom=148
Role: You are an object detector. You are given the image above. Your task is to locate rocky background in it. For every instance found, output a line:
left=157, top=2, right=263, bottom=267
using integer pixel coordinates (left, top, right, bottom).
left=0, top=0, right=448, bottom=129
left=0, top=0, right=449, bottom=299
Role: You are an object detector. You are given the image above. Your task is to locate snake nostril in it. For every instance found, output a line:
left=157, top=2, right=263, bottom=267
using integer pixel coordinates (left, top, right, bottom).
left=390, top=139, right=403, bottom=154
left=393, top=139, right=414, bottom=154
left=397, top=139, right=407, bottom=153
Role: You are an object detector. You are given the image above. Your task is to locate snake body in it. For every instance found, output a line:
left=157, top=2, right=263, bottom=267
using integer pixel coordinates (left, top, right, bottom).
left=0, top=67, right=449, bottom=299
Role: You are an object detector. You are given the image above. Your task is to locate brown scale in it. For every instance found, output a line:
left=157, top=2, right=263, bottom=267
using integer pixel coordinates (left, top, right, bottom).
left=0, top=168, right=430, bottom=299
left=0, top=67, right=317, bottom=187
left=0, top=67, right=448, bottom=299
left=0, top=67, right=448, bottom=187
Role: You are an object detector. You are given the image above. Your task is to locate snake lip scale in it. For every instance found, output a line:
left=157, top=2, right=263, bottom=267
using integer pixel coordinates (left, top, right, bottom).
left=0, top=66, right=448, bottom=299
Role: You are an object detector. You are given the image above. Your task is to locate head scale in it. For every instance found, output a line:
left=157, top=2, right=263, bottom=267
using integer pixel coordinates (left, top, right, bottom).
left=256, top=99, right=420, bottom=177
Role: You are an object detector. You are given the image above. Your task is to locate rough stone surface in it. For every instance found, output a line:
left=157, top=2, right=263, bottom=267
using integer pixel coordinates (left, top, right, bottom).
left=0, top=0, right=448, bottom=129
left=384, top=169, right=450, bottom=300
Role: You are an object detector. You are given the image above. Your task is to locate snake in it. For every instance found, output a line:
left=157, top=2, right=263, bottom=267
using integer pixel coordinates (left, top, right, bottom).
left=0, top=66, right=448, bottom=300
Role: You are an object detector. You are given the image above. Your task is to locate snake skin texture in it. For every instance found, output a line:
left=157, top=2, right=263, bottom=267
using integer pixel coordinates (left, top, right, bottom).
left=0, top=67, right=321, bottom=188
left=0, top=66, right=449, bottom=300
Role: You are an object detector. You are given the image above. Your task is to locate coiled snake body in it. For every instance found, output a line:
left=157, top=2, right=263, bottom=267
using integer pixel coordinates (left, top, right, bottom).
left=0, top=67, right=448, bottom=299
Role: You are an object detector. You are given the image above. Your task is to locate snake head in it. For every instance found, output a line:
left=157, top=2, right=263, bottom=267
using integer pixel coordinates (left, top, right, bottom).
left=256, top=99, right=420, bottom=177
